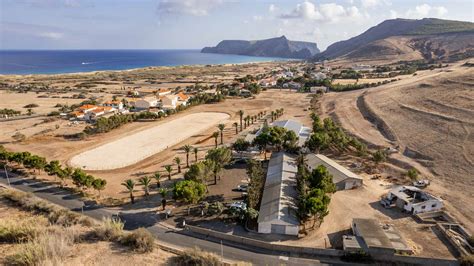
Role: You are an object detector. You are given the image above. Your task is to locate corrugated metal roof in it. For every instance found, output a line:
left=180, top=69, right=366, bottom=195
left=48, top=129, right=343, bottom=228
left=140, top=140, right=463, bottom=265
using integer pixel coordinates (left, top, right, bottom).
left=258, top=152, right=299, bottom=226
left=307, top=154, right=362, bottom=184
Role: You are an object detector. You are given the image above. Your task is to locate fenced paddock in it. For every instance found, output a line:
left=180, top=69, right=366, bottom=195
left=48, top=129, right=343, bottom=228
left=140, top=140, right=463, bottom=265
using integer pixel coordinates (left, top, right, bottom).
left=69, top=112, right=230, bottom=170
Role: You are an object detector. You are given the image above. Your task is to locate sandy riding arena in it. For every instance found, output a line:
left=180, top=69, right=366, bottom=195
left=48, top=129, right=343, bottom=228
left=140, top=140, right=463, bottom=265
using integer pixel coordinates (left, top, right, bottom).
left=70, top=112, right=230, bottom=170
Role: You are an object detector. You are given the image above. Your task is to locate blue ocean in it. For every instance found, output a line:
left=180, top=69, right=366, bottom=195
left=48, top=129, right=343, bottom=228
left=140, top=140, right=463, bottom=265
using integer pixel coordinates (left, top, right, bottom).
left=0, top=50, right=287, bottom=75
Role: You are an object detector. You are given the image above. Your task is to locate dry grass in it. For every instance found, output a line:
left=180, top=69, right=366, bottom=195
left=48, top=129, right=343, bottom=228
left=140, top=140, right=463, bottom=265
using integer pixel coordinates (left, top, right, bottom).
left=169, top=247, right=221, bottom=266
left=120, top=228, right=155, bottom=253
left=92, top=217, right=124, bottom=241
left=0, top=189, right=95, bottom=227
left=0, top=217, right=45, bottom=243
left=5, top=229, right=75, bottom=266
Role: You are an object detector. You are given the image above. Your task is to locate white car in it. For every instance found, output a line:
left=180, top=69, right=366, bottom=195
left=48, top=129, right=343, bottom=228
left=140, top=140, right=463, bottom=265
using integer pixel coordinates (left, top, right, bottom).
left=229, top=201, right=247, bottom=211
left=236, top=184, right=248, bottom=192
left=413, top=179, right=430, bottom=188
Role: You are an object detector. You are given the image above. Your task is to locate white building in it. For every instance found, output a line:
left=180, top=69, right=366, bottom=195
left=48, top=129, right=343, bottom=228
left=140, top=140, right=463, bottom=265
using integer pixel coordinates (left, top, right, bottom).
left=259, top=78, right=277, bottom=87
left=271, top=120, right=311, bottom=146
left=311, top=72, right=327, bottom=80
left=258, top=152, right=299, bottom=236
left=383, top=186, right=443, bottom=214
left=310, top=86, right=328, bottom=93
left=306, top=154, right=363, bottom=190
left=161, top=95, right=179, bottom=110
left=135, top=97, right=159, bottom=110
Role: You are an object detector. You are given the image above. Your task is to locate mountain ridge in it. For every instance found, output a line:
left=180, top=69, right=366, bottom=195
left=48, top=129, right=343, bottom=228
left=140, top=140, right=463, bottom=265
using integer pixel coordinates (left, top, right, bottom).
left=201, top=36, right=320, bottom=59
left=314, top=18, right=474, bottom=62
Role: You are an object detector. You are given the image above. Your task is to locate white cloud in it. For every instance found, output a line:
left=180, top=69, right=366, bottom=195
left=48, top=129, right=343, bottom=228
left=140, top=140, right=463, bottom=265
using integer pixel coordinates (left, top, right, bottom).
left=38, top=31, right=64, bottom=40
left=269, top=4, right=278, bottom=13
left=389, top=10, right=398, bottom=19
left=360, top=0, right=379, bottom=8
left=405, top=4, right=448, bottom=18
left=157, top=0, right=223, bottom=17
left=279, top=1, right=365, bottom=23
left=253, top=15, right=263, bottom=21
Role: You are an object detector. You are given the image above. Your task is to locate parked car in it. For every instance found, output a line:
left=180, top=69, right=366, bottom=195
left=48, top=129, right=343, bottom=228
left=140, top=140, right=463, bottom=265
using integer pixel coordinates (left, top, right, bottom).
left=236, top=184, right=248, bottom=192
left=229, top=201, right=247, bottom=211
left=380, top=197, right=395, bottom=208
left=413, top=179, right=430, bottom=188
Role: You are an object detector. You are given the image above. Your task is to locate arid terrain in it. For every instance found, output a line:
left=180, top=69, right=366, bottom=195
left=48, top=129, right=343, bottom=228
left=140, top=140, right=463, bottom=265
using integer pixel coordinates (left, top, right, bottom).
left=320, top=62, right=474, bottom=232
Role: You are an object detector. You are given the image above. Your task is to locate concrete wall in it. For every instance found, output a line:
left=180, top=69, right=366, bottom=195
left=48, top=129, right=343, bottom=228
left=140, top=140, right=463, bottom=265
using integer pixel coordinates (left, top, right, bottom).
left=187, top=225, right=459, bottom=265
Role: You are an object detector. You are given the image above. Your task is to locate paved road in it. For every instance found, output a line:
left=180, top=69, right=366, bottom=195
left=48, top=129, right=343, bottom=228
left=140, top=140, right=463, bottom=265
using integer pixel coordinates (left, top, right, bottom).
left=0, top=170, right=343, bottom=265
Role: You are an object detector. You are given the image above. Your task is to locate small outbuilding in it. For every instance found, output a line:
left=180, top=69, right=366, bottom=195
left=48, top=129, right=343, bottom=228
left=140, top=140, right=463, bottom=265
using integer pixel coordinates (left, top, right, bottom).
left=344, top=218, right=411, bottom=256
left=258, top=152, right=299, bottom=236
left=306, top=154, right=363, bottom=190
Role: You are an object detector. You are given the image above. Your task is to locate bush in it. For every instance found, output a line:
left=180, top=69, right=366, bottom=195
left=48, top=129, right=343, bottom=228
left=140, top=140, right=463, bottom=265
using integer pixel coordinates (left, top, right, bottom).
left=0, top=219, right=41, bottom=243
left=92, top=217, right=124, bottom=241
left=5, top=231, right=73, bottom=266
left=23, top=104, right=39, bottom=108
left=169, top=247, right=221, bottom=266
left=121, top=228, right=155, bottom=253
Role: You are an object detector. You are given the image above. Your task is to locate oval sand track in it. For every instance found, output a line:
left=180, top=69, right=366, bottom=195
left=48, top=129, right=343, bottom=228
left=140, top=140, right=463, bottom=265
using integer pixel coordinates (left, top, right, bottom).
left=70, top=112, right=230, bottom=170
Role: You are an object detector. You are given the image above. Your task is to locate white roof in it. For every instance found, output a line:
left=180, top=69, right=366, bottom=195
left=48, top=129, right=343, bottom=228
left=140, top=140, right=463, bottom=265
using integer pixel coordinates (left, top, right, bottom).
left=270, top=120, right=311, bottom=146
left=258, top=152, right=299, bottom=226
left=307, top=154, right=362, bottom=184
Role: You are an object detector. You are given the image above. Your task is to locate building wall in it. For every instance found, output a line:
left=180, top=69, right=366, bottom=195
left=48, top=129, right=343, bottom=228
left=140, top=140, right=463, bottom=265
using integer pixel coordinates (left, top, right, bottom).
left=412, top=200, right=443, bottom=214
left=258, top=220, right=299, bottom=236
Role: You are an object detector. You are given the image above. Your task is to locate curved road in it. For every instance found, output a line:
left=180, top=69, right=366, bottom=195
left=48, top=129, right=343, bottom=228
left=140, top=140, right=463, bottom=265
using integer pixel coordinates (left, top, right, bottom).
left=0, top=171, right=343, bottom=265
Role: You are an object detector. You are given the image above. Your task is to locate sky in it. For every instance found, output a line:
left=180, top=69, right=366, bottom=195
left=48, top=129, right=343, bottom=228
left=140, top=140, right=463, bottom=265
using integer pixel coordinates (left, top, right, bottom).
left=1, top=0, right=473, bottom=50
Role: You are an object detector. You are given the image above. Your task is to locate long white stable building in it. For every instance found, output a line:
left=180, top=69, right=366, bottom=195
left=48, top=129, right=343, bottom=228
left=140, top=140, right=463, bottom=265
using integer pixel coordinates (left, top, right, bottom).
left=306, top=154, right=363, bottom=190
left=258, top=152, right=299, bottom=236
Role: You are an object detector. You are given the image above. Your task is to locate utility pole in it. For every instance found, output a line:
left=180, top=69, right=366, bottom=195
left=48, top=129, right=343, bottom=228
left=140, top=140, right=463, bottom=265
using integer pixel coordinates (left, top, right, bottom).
left=4, top=164, right=10, bottom=186
left=220, top=240, right=224, bottom=263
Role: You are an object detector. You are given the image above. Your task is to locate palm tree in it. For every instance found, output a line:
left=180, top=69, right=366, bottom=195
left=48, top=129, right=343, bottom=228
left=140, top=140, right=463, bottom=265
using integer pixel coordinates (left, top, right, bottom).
left=212, top=131, right=219, bottom=148
left=233, top=122, right=239, bottom=135
left=238, top=110, right=244, bottom=131
left=183, top=145, right=192, bottom=168
left=153, top=172, right=162, bottom=188
left=138, top=176, right=152, bottom=197
left=121, top=179, right=136, bottom=204
left=217, top=124, right=225, bottom=145
left=193, top=147, right=198, bottom=162
left=164, top=165, right=172, bottom=180
left=174, top=157, right=182, bottom=173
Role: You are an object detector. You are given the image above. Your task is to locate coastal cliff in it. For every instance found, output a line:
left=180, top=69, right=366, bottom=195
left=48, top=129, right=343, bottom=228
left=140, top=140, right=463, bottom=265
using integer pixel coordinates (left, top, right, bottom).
left=201, top=36, right=319, bottom=59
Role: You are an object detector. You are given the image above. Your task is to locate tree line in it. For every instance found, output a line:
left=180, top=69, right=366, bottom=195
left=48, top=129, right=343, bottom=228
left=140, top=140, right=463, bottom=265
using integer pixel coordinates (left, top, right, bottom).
left=0, top=146, right=107, bottom=196
left=296, top=155, right=335, bottom=232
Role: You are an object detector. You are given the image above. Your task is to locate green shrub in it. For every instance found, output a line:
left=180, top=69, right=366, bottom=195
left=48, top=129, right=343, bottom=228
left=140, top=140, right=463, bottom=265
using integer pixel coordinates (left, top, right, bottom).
left=169, top=247, right=221, bottom=266
left=121, top=228, right=155, bottom=253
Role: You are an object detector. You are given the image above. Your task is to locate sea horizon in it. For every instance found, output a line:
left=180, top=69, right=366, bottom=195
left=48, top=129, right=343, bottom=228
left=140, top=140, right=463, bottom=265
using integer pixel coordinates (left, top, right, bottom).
left=0, top=49, right=292, bottom=75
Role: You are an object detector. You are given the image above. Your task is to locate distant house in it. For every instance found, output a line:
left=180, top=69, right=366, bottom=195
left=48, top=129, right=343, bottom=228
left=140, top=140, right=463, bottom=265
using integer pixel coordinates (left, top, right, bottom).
left=271, top=120, right=311, bottom=146
left=343, top=218, right=411, bottom=256
left=311, top=72, right=327, bottom=80
left=161, top=95, right=179, bottom=110
left=258, top=152, right=299, bottom=236
left=69, top=111, right=85, bottom=120
left=239, top=89, right=252, bottom=97
left=127, top=89, right=140, bottom=97
left=157, top=88, right=171, bottom=96
left=78, top=104, right=98, bottom=113
left=283, top=81, right=301, bottom=90
left=382, top=186, right=443, bottom=214
left=259, top=78, right=277, bottom=87
left=176, top=92, right=190, bottom=106
left=309, top=86, right=328, bottom=94
left=84, top=106, right=114, bottom=121
left=306, top=154, right=363, bottom=190
left=103, top=100, right=124, bottom=110
left=135, top=97, right=159, bottom=110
